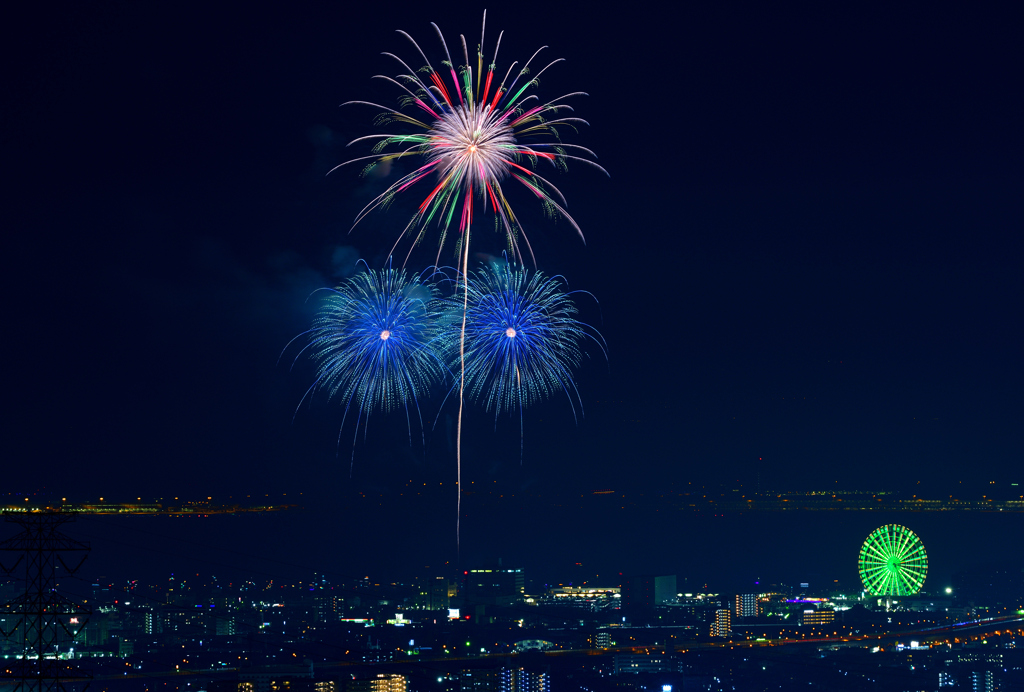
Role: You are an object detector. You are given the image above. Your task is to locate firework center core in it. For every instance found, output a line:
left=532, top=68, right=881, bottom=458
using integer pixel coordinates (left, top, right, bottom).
left=380, top=330, right=391, bottom=340
left=505, top=327, right=517, bottom=338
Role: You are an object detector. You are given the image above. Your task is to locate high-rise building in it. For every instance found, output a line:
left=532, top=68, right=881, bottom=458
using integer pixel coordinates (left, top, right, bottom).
left=81, top=612, right=109, bottom=646
left=457, top=668, right=548, bottom=692
left=654, top=575, right=676, bottom=605
left=144, top=610, right=163, bottom=635
left=429, top=577, right=450, bottom=610
left=503, top=668, right=549, bottom=692
left=967, top=670, right=994, bottom=692
left=313, top=593, right=337, bottom=623
left=463, top=565, right=524, bottom=606
left=459, top=669, right=503, bottom=692
left=621, top=576, right=654, bottom=613
left=621, top=575, right=677, bottom=612
left=734, top=593, right=759, bottom=618
left=710, top=609, right=731, bottom=637
left=216, top=617, right=237, bottom=636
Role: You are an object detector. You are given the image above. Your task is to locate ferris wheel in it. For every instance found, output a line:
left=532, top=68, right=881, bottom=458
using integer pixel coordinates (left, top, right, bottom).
left=858, top=524, right=928, bottom=596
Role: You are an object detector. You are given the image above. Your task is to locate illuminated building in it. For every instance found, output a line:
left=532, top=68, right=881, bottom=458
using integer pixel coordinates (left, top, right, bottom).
left=313, top=592, right=337, bottom=623
left=458, top=668, right=503, bottom=692
left=710, top=609, right=731, bottom=637
left=270, top=681, right=320, bottom=691
left=463, top=564, right=524, bottom=606
left=504, top=668, right=549, bottom=692
left=801, top=609, right=834, bottom=626
left=734, top=593, right=759, bottom=618
left=144, top=610, right=163, bottom=635
left=957, top=652, right=1003, bottom=666
left=968, top=670, right=994, bottom=692
left=414, top=576, right=452, bottom=610
left=456, top=668, right=548, bottom=692
left=614, top=653, right=674, bottom=674
left=348, top=674, right=407, bottom=692
left=547, top=586, right=620, bottom=611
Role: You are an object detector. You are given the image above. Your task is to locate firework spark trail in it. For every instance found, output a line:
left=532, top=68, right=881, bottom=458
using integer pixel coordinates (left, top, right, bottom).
left=284, top=265, right=446, bottom=472
left=456, top=228, right=470, bottom=545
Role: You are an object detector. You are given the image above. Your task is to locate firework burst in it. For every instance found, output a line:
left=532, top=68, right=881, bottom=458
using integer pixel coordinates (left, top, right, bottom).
left=444, top=262, right=603, bottom=423
left=336, top=11, right=607, bottom=265
left=288, top=266, right=446, bottom=452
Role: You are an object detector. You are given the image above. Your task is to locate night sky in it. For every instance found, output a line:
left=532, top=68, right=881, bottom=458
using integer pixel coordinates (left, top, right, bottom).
left=4, top=2, right=1022, bottom=591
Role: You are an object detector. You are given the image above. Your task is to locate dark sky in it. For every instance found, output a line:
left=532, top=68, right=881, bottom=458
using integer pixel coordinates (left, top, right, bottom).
left=3, top=2, right=1022, bottom=590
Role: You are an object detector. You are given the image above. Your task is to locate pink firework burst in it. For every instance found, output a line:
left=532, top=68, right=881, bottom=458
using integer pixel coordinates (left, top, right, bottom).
left=335, top=11, right=608, bottom=265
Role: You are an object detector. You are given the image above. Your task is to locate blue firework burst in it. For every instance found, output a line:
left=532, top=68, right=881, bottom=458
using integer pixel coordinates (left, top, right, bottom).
left=445, top=263, right=601, bottom=420
left=296, top=266, right=446, bottom=434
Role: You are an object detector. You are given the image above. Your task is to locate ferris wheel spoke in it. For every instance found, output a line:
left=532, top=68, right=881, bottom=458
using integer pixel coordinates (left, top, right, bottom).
left=870, top=571, right=888, bottom=592
left=863, top=544, right=888, bottom=561
left=881, top=569, right=895, bottom=594
left=861, top=570, right=884, bottom=589
left=870, top=564, right=889, bottom=585
left=898, top=570, right=919, bottom=591
left=862, top=542, right=891, bottom=562
left=894, top=528, right=913, bottom=560
left=895, top=568, right=908, bottom=590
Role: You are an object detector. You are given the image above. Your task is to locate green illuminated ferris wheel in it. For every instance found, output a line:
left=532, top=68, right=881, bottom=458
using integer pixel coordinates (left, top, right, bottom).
left=858, top=524, right=928, bottom=596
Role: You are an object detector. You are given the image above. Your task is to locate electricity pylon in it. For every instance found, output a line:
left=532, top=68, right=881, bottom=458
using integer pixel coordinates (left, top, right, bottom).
left=1, top=512, right=91, bottom=691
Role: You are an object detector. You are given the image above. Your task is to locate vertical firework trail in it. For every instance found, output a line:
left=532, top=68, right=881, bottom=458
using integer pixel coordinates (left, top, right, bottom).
left=337, top=11, right=606, bottom=549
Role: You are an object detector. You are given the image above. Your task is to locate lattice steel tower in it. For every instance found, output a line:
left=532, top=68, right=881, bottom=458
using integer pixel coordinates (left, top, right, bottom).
left=1, top=511, right=91, bottom=691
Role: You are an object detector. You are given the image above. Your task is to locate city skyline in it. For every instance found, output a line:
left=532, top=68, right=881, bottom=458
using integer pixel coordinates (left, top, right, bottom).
left=2, top=517, right=1021, bottom=690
